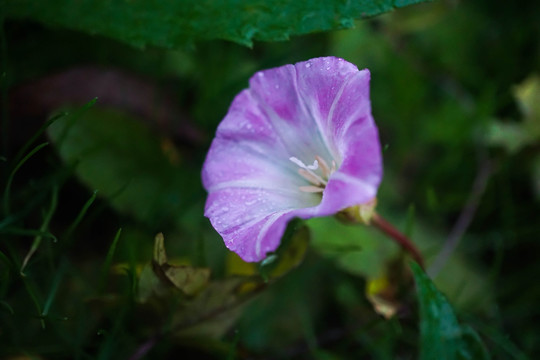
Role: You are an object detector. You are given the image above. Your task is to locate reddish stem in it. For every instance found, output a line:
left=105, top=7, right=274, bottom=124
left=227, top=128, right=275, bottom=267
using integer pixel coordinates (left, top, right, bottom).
left=371, top=213, right=424, bottom=269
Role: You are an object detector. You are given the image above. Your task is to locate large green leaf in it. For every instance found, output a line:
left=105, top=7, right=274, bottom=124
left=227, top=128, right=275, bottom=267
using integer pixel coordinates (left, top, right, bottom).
left=47, top=106, right=199, bottom=226
left=411, top=262, right=490, bottom=360
left=5, top=0, right=431, bottom=48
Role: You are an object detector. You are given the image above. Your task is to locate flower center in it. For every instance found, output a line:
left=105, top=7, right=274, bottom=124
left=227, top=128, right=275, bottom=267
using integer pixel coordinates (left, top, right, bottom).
left=289, top=155, right=336, bottom=193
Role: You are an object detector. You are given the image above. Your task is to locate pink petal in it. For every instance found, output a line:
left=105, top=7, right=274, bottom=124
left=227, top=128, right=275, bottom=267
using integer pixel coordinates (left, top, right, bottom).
left=202, top=57, right=383, bottom=262
left=205, top=187, right=317, bottom=261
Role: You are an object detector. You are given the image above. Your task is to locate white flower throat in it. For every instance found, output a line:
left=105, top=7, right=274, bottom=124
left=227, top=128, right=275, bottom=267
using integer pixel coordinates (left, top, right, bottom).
left=289, top=155, right=336, bottom=193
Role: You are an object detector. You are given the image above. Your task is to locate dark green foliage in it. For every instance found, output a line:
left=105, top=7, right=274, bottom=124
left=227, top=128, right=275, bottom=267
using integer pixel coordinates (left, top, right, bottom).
left=5, top=0, right=431, bottom=48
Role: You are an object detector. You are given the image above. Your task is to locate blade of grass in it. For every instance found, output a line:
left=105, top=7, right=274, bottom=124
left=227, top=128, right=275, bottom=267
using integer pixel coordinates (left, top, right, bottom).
left=0, top=214, right=17, bottom=230
left=41, top=259, right=67, bottom=322
left=0, top=193, right=50, bottom=232
left=0, top=299, right=14, bottom=315
left=63, top=189, right=98, bottom=242
left=98, top=228, right=122, bottom=293
left=3, top=142, right=49, bottom=215
left=12, top=112, right=67, bottom=166
left=4, top=241, right=45, bottom=327
left=0, top=227, right=57, bottom=241
left=22, top=275, right=45, bottom=328
left=83, top=179, right=131, bottom=226
left=97, top=305, right=128, bottom=360
left=0, top=166, right=69, bottom=233
left=21, top=184, right=59, bottom=275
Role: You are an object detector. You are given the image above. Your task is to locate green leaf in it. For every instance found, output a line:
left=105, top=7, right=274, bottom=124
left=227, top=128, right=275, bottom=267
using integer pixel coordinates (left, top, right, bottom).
left=47, top=107, right=197, bottom=226
left=411, top=262, right=490, bottom=360
left=308, top=216, right=399, bottom=280
left=260, top=220, right=310, bottom=281
left=6, top=0, right=432, bottom=48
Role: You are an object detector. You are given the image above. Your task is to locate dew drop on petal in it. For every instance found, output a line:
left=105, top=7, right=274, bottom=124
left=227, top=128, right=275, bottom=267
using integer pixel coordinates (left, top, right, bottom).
left=305, top=62, right=312, bottom=68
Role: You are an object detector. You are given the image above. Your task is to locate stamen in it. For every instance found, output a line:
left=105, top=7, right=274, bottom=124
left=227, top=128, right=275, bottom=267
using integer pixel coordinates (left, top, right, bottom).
left=299, top=186, right=324, bottom=193
left=315, top=155, right=331, bottom=178
left=298, top=169, right=322, bottom=186
left=290, top=155, right=336, bottom=192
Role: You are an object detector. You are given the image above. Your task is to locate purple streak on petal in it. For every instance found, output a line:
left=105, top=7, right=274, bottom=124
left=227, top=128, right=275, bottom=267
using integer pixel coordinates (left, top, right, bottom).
left=294, top=57, right=363, bottom=158
left=202, top=89, right=297, bottom=192
left=248, top=65, right=331, bottom=162
left=314, top=68, right=382, bottom=214
left=217, top=90, right=284, bottom=150
left=326, top=69, right=372, bottom=153
left=338, top=118, right=383, bottom=193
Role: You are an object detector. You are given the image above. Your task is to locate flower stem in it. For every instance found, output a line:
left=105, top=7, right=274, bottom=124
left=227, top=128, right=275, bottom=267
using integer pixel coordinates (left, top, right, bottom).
left=371, top=213, right=424, bottom=268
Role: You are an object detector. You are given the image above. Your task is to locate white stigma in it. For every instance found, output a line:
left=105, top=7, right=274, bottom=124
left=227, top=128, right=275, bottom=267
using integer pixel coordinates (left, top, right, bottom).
left=289, top=157, right=319, bottom=171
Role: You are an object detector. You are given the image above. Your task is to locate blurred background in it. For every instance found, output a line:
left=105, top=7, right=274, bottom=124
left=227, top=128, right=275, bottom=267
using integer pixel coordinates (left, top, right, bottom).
left=1, top=0, right=539, bottom=358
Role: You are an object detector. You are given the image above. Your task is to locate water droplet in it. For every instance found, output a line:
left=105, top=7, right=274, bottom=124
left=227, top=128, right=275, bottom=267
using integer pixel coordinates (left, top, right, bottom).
left=258, top=72, right=264, bottom=77
left=326, top=66, right=331, bottom=71
left=305, top=62, right=312, bottom=68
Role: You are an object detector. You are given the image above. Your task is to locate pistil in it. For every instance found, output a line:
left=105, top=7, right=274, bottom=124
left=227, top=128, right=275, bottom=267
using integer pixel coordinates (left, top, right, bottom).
left=289, top=155, right=336, bottom=193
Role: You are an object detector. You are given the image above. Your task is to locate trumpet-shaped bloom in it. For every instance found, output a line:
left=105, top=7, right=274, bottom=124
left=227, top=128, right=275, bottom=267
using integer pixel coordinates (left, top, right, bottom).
left=202, top=57, right=382, bottom=262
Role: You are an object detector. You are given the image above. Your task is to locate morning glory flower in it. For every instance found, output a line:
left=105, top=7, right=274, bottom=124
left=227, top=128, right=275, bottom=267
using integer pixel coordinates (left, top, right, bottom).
left=202, top=57, right=383, bottom=262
